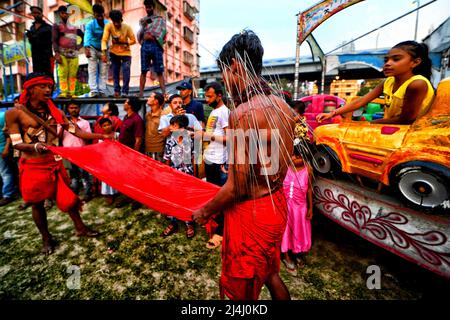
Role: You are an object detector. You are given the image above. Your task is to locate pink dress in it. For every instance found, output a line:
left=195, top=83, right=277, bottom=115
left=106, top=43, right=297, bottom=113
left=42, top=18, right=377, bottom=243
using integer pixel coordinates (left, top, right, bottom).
left=281, top=166, right=312, bottom=253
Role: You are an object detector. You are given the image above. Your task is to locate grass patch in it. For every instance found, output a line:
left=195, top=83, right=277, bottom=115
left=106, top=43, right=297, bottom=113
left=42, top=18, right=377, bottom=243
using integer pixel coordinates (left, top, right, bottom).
left=0, top=198, right=442, bottom=299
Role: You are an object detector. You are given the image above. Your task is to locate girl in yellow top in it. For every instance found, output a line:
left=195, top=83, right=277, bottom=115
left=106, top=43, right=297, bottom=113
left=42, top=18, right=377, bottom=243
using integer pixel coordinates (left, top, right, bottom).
left=317, top=41, right=435, bottom=125
left=101, top=10, right=136, bottom=97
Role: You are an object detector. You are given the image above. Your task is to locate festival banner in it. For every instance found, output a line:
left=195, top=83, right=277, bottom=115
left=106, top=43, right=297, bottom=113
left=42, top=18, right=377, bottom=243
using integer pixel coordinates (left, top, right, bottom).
left=64, top=0, right=93, bottom=15
left=298, top=0, right=365, bottom=43
left=0, top=41, right=31, bottom=66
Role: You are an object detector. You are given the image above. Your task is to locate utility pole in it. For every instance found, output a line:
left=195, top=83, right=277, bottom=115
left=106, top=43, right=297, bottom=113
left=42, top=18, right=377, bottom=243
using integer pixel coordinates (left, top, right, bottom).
left=414, top=0, right=420, bottom=41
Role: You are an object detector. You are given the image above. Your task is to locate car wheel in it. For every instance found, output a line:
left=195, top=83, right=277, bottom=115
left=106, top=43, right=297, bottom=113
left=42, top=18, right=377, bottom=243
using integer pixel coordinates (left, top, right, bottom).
left=312, top=146, right=340, bottom=176
left=395, top=167, right=449, bottom=211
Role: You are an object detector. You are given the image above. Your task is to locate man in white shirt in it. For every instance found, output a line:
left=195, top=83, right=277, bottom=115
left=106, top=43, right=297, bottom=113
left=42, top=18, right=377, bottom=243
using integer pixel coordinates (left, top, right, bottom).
left=202, top=82, right=230, bottom=249
left=158, top=94, right=202, bottom=137
left=62, top=101, right=94, bottom=202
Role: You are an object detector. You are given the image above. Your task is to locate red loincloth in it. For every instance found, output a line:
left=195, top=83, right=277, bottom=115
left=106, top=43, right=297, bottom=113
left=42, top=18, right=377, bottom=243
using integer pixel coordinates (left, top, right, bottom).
left=19, top=154, right=80, bottom=212
left=220, top=190, right=288, bottom=300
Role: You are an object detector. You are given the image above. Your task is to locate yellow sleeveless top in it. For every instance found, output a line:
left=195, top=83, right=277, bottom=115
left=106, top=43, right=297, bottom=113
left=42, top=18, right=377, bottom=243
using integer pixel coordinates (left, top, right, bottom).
left=383, top=75, right=435, bottom=120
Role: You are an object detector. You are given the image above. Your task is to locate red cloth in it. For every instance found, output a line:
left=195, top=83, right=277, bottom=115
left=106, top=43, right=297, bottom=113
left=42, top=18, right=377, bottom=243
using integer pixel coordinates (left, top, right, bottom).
left=220, top=190, right=287, bottom=300
left=49, top=140, right=220, bottom=221
left=19, top=154, right=80, bottom=212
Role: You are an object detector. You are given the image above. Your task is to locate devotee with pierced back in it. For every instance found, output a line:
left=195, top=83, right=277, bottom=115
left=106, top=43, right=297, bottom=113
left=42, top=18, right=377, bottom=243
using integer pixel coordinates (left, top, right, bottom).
left=192, top=30, right=295, bottom=300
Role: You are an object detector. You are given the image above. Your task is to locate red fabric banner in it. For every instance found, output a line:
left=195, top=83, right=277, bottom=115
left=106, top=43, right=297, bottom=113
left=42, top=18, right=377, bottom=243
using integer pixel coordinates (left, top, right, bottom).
left=49, top=140, right=220, bottom=221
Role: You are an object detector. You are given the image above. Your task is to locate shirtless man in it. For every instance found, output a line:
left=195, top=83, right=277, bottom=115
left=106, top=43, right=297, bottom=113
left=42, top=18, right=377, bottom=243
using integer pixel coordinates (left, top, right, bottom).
left=192, top=30, right=295, bottom=300
left=5, top=73, right=111, bottom=255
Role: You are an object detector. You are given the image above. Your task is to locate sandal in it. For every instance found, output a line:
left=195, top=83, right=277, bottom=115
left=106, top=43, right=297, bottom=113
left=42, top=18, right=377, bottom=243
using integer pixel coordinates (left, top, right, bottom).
left=161, top=224, right=178, bottom=237
left=206, top=234, right=223, bottom=249
left=186, top=225, right=195, bottom=239
left=282, top=259, right=297, bottom=276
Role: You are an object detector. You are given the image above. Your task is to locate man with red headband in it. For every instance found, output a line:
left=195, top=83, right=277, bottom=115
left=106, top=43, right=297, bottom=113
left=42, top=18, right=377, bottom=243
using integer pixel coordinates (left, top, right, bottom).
left=5, top=73, right=112, bottom=255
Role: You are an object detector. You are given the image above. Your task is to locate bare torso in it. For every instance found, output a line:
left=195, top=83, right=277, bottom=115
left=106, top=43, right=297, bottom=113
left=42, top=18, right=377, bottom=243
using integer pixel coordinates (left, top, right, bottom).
left=229, top=94, right=295, bottom=200
left=6, top=105, right=62, bottom=159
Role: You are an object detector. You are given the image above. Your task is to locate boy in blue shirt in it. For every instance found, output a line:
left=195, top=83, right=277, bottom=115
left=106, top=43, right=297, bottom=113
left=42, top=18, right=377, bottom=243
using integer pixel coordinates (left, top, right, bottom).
left=84, top=4, right=109, bottom=97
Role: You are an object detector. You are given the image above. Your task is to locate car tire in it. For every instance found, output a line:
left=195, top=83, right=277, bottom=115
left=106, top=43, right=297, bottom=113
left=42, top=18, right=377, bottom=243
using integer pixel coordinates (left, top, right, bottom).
left=312, top=146, right=341, bottom=176
left=393, top=166, right=450, bottom=212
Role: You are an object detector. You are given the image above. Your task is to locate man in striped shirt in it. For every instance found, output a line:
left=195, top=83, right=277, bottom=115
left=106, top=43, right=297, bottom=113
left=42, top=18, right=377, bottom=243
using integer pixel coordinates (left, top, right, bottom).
left=138, top=0, right=167, bottom=98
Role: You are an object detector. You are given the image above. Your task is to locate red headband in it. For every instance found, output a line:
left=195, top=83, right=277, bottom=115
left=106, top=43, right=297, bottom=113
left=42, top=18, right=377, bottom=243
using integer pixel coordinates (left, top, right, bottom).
left=19, top=76, right=64, bottom=124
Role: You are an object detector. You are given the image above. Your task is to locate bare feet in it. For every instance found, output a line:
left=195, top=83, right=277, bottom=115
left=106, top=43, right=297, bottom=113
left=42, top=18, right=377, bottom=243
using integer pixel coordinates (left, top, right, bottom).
left=76, top=228, right=100, bottom=237
left=41, top=238, right=57, bottom=255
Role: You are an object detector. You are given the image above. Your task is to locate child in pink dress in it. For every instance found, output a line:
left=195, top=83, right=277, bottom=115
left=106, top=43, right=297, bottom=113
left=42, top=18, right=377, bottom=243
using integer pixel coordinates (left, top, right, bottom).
left=281, top=143, right=313, bottom=275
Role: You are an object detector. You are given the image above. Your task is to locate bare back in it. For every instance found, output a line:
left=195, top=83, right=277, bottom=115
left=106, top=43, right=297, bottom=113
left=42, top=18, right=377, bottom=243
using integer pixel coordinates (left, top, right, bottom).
left=229, top=94, right=295, bottom=200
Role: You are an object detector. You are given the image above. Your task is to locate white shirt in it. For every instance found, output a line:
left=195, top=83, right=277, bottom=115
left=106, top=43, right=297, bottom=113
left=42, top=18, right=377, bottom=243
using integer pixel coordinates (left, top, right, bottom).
left=203, top=104, right=230, bottom=164
left=158, top=112, right=202, bottom=132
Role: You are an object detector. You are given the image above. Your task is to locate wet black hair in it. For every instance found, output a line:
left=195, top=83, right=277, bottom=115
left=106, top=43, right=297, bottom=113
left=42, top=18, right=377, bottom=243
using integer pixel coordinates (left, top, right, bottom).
left=170, top=115, right=189, bottom=129
left=293, top=141, right=311, bottom=161
left=106, top=102, right=119, bottom=116
left=205, top=82, right=224, bottom=96
left=218, top=30, right=264, bottom=76
left=152, top=92, right=165, bottom=106
left=109, top=10, right=123, bottom=22
left=126, top=97, right=142, bottom=113
left=93, top=4, right=105, bottom=15
left=393, top=41, right=432, bottom=81
left=99, top=117, right=112, bottom=126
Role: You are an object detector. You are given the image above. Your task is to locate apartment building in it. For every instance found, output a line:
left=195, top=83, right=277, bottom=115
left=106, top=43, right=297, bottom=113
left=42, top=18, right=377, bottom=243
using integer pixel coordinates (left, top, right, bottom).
left=330, top=78, right=360, bottom=101
left=0, top=0, right=200, bottom=96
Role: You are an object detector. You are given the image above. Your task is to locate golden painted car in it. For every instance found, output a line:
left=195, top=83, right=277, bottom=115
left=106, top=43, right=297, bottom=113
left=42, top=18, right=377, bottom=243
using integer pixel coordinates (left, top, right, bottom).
left=313, top=78, right=450, bottom=211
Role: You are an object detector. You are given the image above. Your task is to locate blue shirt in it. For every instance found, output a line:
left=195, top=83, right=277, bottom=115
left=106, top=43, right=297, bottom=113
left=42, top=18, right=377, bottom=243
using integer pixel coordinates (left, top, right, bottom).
left=184, top=100, right=205, bottom=123
left=84, top=18, right=109, bottom=50
left=0, top=112, right=6, bottom=152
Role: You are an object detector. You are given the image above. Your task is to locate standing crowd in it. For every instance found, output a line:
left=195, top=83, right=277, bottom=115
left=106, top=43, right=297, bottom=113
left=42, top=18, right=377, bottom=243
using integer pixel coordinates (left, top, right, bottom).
left=26, top=0, right=166, bottom=98
left=4, top=0, right=435, bottom=301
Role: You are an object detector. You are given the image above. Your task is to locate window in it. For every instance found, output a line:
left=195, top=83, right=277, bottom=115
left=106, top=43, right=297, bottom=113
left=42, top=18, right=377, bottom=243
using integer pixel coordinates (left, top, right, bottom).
left=0, top=23, right=13, bottom=42
left=183, top=26, right=194, bottom=44
left=183, top=1, right=195, bottom=21
left=183, top=50, right=193, bottom=66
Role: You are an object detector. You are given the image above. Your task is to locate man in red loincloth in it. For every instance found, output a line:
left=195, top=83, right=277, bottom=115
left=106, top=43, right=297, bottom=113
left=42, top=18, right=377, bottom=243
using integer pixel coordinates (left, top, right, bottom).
left=192, top=30, right=295, bottom=300
left=5, top=73, right=112, bottom=255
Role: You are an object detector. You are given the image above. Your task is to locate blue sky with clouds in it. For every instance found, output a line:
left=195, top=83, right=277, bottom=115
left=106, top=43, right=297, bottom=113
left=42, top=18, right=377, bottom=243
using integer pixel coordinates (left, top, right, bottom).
left=198, top=0, right=450, bottom=67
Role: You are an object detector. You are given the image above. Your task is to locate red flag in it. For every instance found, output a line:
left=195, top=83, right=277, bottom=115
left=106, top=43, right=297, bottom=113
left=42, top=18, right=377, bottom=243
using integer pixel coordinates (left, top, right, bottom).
left=49, top=140, right=220, bottom=221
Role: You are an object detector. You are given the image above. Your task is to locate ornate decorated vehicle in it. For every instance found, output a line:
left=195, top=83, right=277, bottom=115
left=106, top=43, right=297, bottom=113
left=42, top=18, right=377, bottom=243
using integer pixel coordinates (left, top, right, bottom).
left=301, top=94, right=345, bottom=136
left=312, top=78, right=450, bottom=212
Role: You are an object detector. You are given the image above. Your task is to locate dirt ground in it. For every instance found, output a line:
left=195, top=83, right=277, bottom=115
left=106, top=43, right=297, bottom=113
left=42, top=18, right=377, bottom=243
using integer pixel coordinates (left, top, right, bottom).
left=0, top=197, right=447, bottom=300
